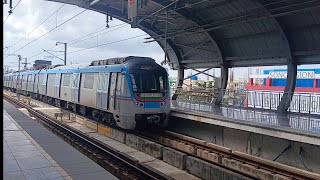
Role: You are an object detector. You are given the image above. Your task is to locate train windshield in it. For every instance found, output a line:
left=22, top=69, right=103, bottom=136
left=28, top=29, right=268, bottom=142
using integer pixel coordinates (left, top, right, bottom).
left=130, top=73, right=168, bottom=93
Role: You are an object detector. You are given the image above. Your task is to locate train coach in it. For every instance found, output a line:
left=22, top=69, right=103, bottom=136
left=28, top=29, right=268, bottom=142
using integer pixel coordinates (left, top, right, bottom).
left=3, top=56, right=170, bottom=130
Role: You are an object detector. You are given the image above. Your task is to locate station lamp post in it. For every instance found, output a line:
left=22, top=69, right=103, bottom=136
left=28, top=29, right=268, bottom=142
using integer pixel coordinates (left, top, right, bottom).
left=56, top=42, right=67, bottom=65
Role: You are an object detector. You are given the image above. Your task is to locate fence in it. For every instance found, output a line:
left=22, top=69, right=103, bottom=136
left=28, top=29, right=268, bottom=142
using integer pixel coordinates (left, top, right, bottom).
left=171, top=87, right=320, bottom=115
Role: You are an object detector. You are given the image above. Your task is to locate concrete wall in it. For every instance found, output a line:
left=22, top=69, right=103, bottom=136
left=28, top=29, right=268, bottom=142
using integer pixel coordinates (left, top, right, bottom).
left=168, top=117, right=320, bottom=173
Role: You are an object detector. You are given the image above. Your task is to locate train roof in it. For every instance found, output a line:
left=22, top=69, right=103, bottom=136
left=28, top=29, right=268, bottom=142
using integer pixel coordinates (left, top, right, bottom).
left=90, top=56, right=155, bottom=66
left=3, top=56, right=161, bottom=76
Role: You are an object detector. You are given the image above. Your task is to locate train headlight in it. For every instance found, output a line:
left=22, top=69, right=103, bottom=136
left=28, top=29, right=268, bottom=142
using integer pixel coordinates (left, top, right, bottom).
left=139, top=102, right=144, bottom=107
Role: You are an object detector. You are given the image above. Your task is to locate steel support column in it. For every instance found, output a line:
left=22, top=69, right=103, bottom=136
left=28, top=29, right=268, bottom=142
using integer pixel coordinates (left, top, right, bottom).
left=215, top=65, right=228, bottom=105
left=277, top=60, right=297, bottom=112
left=172, top=67, right=184, bottom=100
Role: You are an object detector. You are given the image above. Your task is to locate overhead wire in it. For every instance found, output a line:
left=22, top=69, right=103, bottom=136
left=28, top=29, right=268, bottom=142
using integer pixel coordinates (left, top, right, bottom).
left=67, top=24, right=107, bottom=44
left=11, top=0, right=312, bottom=63
left=8, top=3, right=66, bottom=48
left=68, top=23, right=128, bottom=45
left=46, top=33, right=147, bottom=58
left=3, top=0, right=23, bottom=23
left=4, top=8, right=88, bottom=59
left=67, top=33, right=147, bottom=54
left=68, top=24, right=128, bottom=45
left=26, top=23, right=128, bottom=60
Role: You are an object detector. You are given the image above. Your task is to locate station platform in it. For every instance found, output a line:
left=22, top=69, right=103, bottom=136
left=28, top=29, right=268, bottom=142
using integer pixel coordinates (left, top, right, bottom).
left=3, top=100, right=118, bottom=180
left=171, top=100, right=320, bottom=146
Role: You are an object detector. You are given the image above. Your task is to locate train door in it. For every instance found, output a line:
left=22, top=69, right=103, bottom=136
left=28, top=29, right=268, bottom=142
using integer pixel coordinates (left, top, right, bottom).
left=115, top=73, right=123, bottom=110
left=34, top=74, right=38, bottom=93
left=71, top=73, right=80, bottom=102
left=96, top=73, right=103, bottom=109
left=41, top=74, right=48, bottom=94
left=97, top=73, right=110, bottom=110
left=109, top=73, right=117, bottom=111
left=54, top=73, right=61, bottom=98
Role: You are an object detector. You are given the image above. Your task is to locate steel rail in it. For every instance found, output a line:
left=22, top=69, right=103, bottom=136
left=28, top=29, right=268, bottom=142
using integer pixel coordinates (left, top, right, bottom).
left=162, top=130, right=320, bottom=180
left=3, top=94, right=165, bottom=180
left=4, top=90, right=320, bottom=179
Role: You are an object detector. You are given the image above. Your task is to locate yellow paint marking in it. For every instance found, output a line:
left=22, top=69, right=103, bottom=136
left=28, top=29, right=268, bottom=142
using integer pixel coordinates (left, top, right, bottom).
left=98, top=125, right=111, bottom=137
left=196, top=116, right=203, bottom=122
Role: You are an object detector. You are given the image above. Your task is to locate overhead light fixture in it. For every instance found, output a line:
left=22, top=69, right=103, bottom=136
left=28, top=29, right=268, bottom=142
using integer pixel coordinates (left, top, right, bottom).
left=90, top=0, right=101, bottom=6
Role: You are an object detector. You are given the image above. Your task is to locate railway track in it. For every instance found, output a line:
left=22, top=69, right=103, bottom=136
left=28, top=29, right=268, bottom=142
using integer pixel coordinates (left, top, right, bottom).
left=158, top=131, right=320, bottom=180
left=4, top=90, right=320, bottom=180
left=3, top=93, right=167, bottom=180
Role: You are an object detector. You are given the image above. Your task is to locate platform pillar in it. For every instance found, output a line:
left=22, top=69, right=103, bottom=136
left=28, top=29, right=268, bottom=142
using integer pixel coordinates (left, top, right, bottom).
left=277, top=60, right=297, bottom=112
left=215, top=65, right=228, bottom=105
left=172, top=67, right=184, bottom=100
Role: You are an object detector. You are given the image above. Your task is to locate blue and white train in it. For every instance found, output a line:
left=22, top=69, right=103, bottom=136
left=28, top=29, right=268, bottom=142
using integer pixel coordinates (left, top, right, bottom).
left=3, top=56, right=170, bottom=130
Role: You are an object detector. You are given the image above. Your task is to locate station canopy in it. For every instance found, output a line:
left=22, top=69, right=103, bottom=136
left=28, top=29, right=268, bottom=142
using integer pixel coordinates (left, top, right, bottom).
left=48, top=0, right=320, bottom=70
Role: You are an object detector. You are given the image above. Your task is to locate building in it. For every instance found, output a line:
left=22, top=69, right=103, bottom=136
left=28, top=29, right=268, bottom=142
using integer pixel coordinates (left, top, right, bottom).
left=245, top=68, right=320, bottom=115
left=33, top=60, right=52, bottom=69
left=246, top=69, right=320, bottom=92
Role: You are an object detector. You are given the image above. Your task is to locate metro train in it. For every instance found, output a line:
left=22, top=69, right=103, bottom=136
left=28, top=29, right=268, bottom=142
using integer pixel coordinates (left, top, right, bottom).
left=3, top=56, right=170, bottom=130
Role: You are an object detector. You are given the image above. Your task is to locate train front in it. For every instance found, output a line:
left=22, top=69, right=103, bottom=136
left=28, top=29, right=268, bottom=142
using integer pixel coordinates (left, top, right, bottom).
left=125, top=57, right=170, bottom=130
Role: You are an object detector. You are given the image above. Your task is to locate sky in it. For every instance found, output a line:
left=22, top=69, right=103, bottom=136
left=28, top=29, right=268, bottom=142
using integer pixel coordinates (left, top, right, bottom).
left=3, top=0, right=319, bottom=81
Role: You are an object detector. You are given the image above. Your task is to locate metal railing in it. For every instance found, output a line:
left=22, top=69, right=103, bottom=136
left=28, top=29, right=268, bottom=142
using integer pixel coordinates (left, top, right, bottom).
left=171, top=100, right=320, bottom=132
left=171, top=87, right=320, bottom=115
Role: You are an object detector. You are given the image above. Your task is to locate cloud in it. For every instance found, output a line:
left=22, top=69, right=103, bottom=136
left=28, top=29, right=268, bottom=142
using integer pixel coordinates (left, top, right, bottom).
left=4, top=0, right=163, bottom=64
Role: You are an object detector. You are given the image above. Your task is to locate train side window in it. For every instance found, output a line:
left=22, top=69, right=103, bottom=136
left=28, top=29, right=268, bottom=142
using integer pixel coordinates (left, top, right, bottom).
left=72, top=73, right=80, bottom=88
left=98, top=73, right=103, bottom=90
left=84, top=73, right=94, bottom=89
left=55, top=74, right=61, bottom=86
left=63, top=74, right=71, bottom=86
left=103, top=73, right=109, bottom=91
left=48, top=74, right=55, bottom=85
left=101, top=74, right=106, bottom=91
left=42, top=74, right=47, bottom=85
left=111, top=73, right=116, bottom=84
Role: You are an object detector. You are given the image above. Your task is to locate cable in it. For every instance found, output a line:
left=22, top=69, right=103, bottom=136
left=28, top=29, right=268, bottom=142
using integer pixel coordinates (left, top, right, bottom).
left=26, top=23, right=128, bottom=60
left=67, top=24, right=107, bottom=44
left=68, top=23, right=127, bottom=45
left=8, top=3, right=66, bottom=48
left=3, top=0, right=23, bottom=23
left=69, top=24, right=128, bottom=45
left=273, top=144, right=292, bottom=161
left=299, top=146, right=312, bottom=172
left=67, top=33, right=147, bottom=54
left=4, top=8, right=87, bottom=59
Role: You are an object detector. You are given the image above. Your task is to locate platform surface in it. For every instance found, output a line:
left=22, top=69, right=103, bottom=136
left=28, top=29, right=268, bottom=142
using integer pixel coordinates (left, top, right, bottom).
left=171, top=100, right=320, bottom=145
left=3, top=100, right=118, bottom=180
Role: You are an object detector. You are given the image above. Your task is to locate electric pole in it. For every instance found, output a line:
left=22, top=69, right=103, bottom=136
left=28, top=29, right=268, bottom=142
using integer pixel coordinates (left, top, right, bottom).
left=21, top=58, right=30, bottom=70
left=56, top=42, right=67, bottom=65
left=17, top=55, right=22, bottom=100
